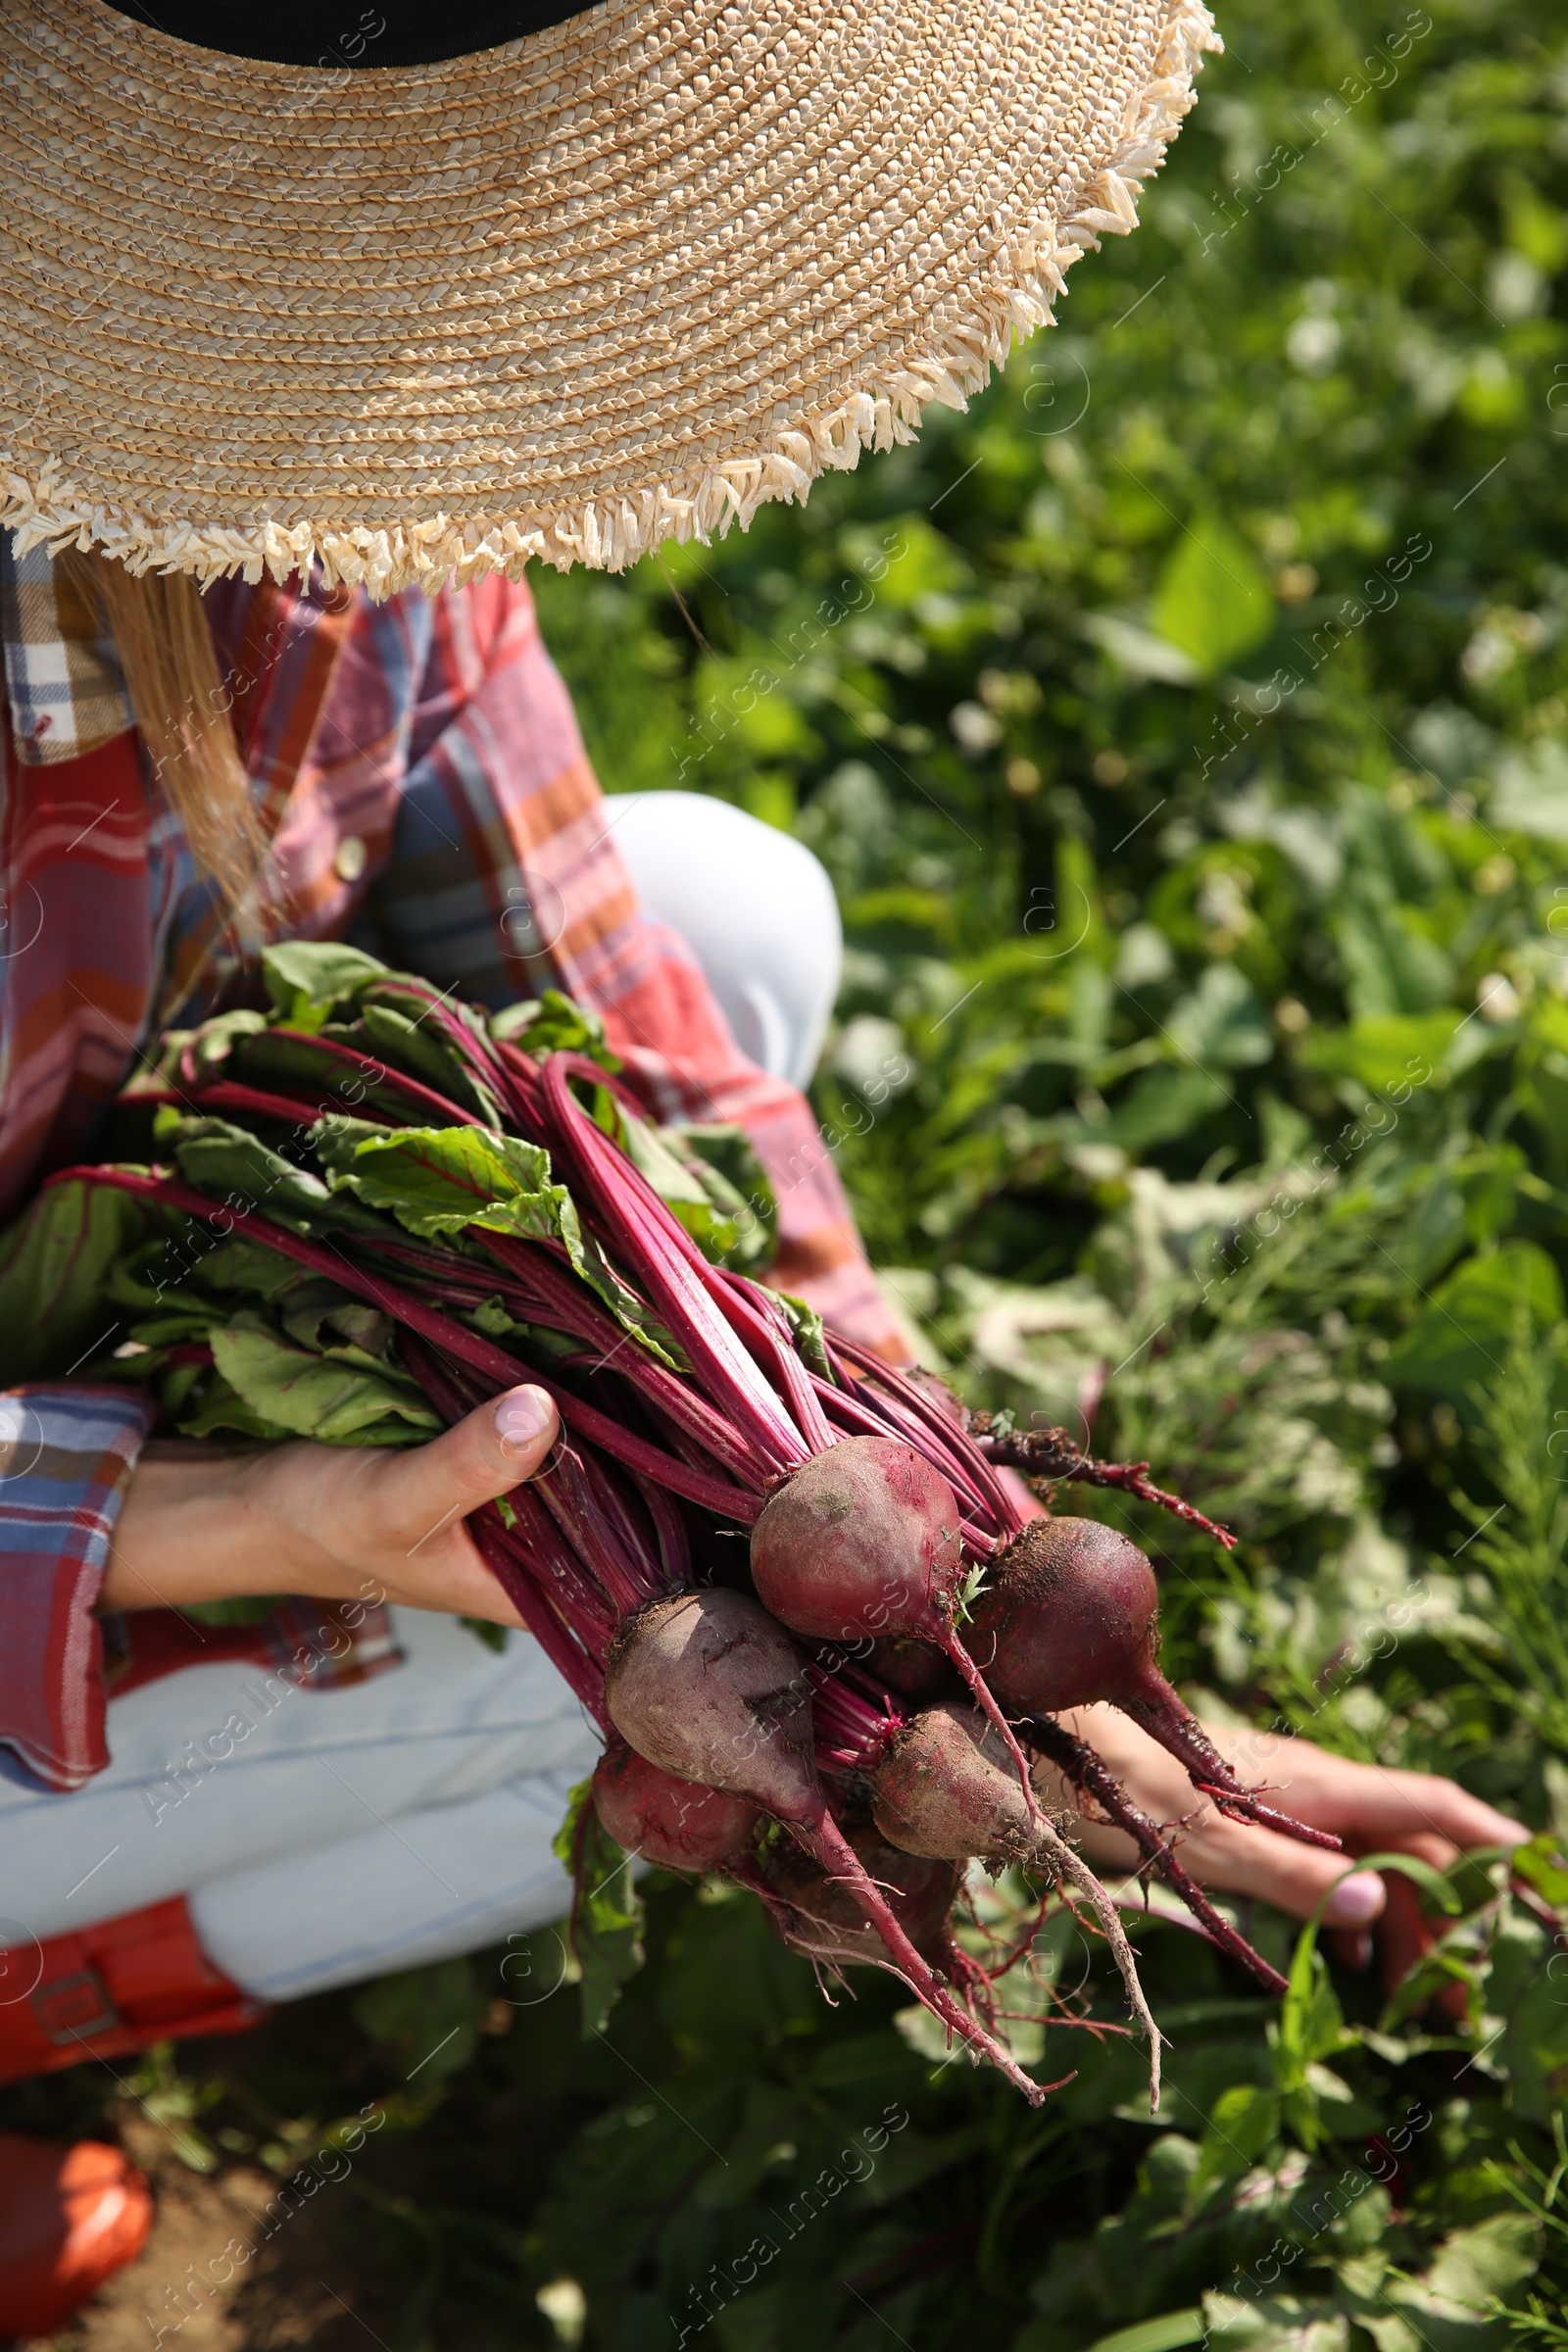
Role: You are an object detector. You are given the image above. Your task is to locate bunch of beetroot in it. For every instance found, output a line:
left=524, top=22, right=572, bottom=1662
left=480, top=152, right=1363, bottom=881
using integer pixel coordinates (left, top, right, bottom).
left=41, top=943, right=1331, bottom=2099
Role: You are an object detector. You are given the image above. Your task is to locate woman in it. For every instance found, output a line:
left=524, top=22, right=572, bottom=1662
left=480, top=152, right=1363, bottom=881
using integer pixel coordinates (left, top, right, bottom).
left=0, top=0, right=1520, bottom=2330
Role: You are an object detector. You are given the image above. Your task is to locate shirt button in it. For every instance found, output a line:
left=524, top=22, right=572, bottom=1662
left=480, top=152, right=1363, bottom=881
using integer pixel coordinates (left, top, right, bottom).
left=334, top=834, right=368, bottom=882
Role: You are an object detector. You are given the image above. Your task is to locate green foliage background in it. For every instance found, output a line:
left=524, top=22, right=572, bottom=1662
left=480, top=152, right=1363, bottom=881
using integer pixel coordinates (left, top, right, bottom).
left=11, top=0, right=1568, bottom=2343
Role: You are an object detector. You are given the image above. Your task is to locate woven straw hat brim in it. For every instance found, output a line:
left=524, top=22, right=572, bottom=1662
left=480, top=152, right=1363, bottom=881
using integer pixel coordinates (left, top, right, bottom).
left=2, top=0, right=1219, bottom=597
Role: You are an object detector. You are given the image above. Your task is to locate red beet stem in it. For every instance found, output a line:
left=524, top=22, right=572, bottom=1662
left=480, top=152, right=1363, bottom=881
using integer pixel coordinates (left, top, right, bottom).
left=830, top=1339, right=1027, bottom=1538
left=491, top=1040, right=552, bottom=1134
left=52, top=1165, right=764, bottom=1523
left=500, top=1482, right=619, bottom=1653
left=811, top=1373, right=993, bottom=1525
left=1021, top=1713, right=1289, bottom=1995
left=629, top=1472, right=691, bottom=1589
left=398, top=1330, right=620, bottom=1659
left=476, top=1233, right=767, bottom=1490
left=807, top=1663, right=905, bottom=1774
left=829, top=1350, right=1001, bottom=1522
left=1117, top=1665, right=1343, bottom=1852
left=541, top=1055, right=807, bottom=1473
left=268, top=1027, right=488, bottom=1128
left=532, top=1445, right=660, bottom=1622
left=133, top=1080, right=329, bottom=1129
left=468, top=1504, right=608, bottom=1723
left=713, top=1268, right=836, bottom=1452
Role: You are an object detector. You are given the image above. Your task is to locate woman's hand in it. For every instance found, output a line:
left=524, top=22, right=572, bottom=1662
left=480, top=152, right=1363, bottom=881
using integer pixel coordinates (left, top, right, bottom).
left=1035, top=1702, right=1526, bottom=1971
left=101, top=1385, right=560, bottom=1627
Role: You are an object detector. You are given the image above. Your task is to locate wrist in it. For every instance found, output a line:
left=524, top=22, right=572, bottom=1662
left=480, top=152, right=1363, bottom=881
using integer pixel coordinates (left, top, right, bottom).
left=102, top=1442, right=332, bottom=1612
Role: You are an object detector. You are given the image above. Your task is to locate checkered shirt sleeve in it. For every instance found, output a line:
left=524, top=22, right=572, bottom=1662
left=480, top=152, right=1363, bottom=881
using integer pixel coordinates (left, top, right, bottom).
left=0, top=1386, right=153, bottom=1790
left=0, top=537, right=135, bottom=765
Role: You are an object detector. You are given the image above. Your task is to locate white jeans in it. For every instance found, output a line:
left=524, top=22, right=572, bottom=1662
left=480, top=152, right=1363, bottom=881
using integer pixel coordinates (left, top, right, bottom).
left=607, top=790, right=842, bottom=1092
left=2, top=1611, right=600, bottom=2000
left=0, top=793, right=841, bottom=2001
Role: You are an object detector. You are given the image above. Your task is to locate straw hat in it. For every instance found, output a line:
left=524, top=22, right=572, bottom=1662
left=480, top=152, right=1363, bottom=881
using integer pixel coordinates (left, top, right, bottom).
left=1, top=0, right=1219, bottom=597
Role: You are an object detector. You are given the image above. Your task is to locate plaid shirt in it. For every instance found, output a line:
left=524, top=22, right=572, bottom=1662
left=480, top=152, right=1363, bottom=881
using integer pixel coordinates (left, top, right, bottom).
left=0, top=535, right=893, bottom=1793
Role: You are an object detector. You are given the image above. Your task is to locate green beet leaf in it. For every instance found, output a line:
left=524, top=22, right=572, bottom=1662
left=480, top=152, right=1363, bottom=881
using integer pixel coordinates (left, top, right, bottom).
left=202, top=1234, right=331, bottom=1302
left=260, top=939, right=388, bottom=1032
left=181, top=1007, right=270, bottom=1086
left=328, top=1123, right=569, bottom=1240
left=772, top=1288, right=832, bottom=1380
left=232, top=1027, right=421, bottom=1125
left=209, top=1321, right=440, bottom=1444
left=619, top=1111, right=775, bottom=1272
left=488, top=988, right=622, bottom=1071
left=668, top=1121, right=776, bottom=1269
left=553, top=1777, right=646, bottom=2037
left=176, top=1370, right=298, bottom=1443
left=162, top=1111, right=388, bottom=1240
left=0, top=1177, right=163, bottom=1383
left=354, top=1001, right=503, bottom=1126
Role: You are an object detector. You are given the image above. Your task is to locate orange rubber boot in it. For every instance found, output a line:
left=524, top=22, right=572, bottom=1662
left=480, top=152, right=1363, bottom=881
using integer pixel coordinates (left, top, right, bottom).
left=0, top=2134, right=154, bottom=2338
left=0, top=1895, right=268, bottom=2086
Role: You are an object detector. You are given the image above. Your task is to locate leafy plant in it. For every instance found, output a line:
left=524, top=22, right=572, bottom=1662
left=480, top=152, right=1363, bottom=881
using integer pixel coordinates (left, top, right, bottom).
left=10, top=0, right=1568, bottom=2340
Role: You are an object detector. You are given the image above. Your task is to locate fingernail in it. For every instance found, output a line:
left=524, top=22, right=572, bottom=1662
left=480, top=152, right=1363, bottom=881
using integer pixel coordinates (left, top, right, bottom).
left=1325, top=1871, right=1386, bottom=1927
left=494, top=1387, right=552, bottom=1457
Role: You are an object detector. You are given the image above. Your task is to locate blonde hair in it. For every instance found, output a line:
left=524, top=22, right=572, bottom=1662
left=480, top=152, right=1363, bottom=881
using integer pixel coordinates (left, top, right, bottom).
left=57, top=548, right=264, bottom=906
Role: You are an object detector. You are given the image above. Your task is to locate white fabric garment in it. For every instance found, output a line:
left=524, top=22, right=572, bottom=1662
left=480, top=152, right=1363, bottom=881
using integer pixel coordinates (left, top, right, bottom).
left=0, top=794, right=840, bottom=1999
left=0, top=1607, right=601, bottom=1997
left=604, top=791, right=842, bottom=1090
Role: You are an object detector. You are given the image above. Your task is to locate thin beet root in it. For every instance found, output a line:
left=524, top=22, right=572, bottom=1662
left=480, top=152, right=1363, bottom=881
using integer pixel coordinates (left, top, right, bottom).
left=760, top=1821, right=963, bottom=1973
left=1022, top=1713, right=1289, bottom=1997
left=969, top=1519, right=1342, bottom=1853
left=604, top=1588, right=1046, bottom=2101
left=592, top=1741, right=760, bottom=1874
left=872, top=1702, right=1162, bottom=2109
left=750, top=1436, right=1040, bottom=1820
left=970, top=1419, right=1237, bottom=1549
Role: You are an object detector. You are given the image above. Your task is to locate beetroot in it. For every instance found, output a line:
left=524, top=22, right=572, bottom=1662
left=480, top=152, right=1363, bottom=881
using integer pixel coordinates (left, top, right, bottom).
left=904, top=1367, right=970, bottom=1429
left=873, top=1700, right=1037, bottom=1867
left=968, top=1517, right=1342, bottom=1850
left=760, top=1821, right=962, bottom=1973
left=592, top=1741, right=760, bottom=1874
left=52, top=951, right=1314, bottom=2106
left=873, top=1701, right=1161, bottom=2107
left=751, top=1436, right=961, bottom=1645
left=971, top=1517, right=1153, bottom=1715
left=750, top=1436, right=1039, bottom=1815
left=604, top=1589, right=818, bottom=1822
left=865, top=1636, right=958, bottom=1702
left=603, top=1588, right=1045, bottom=2102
